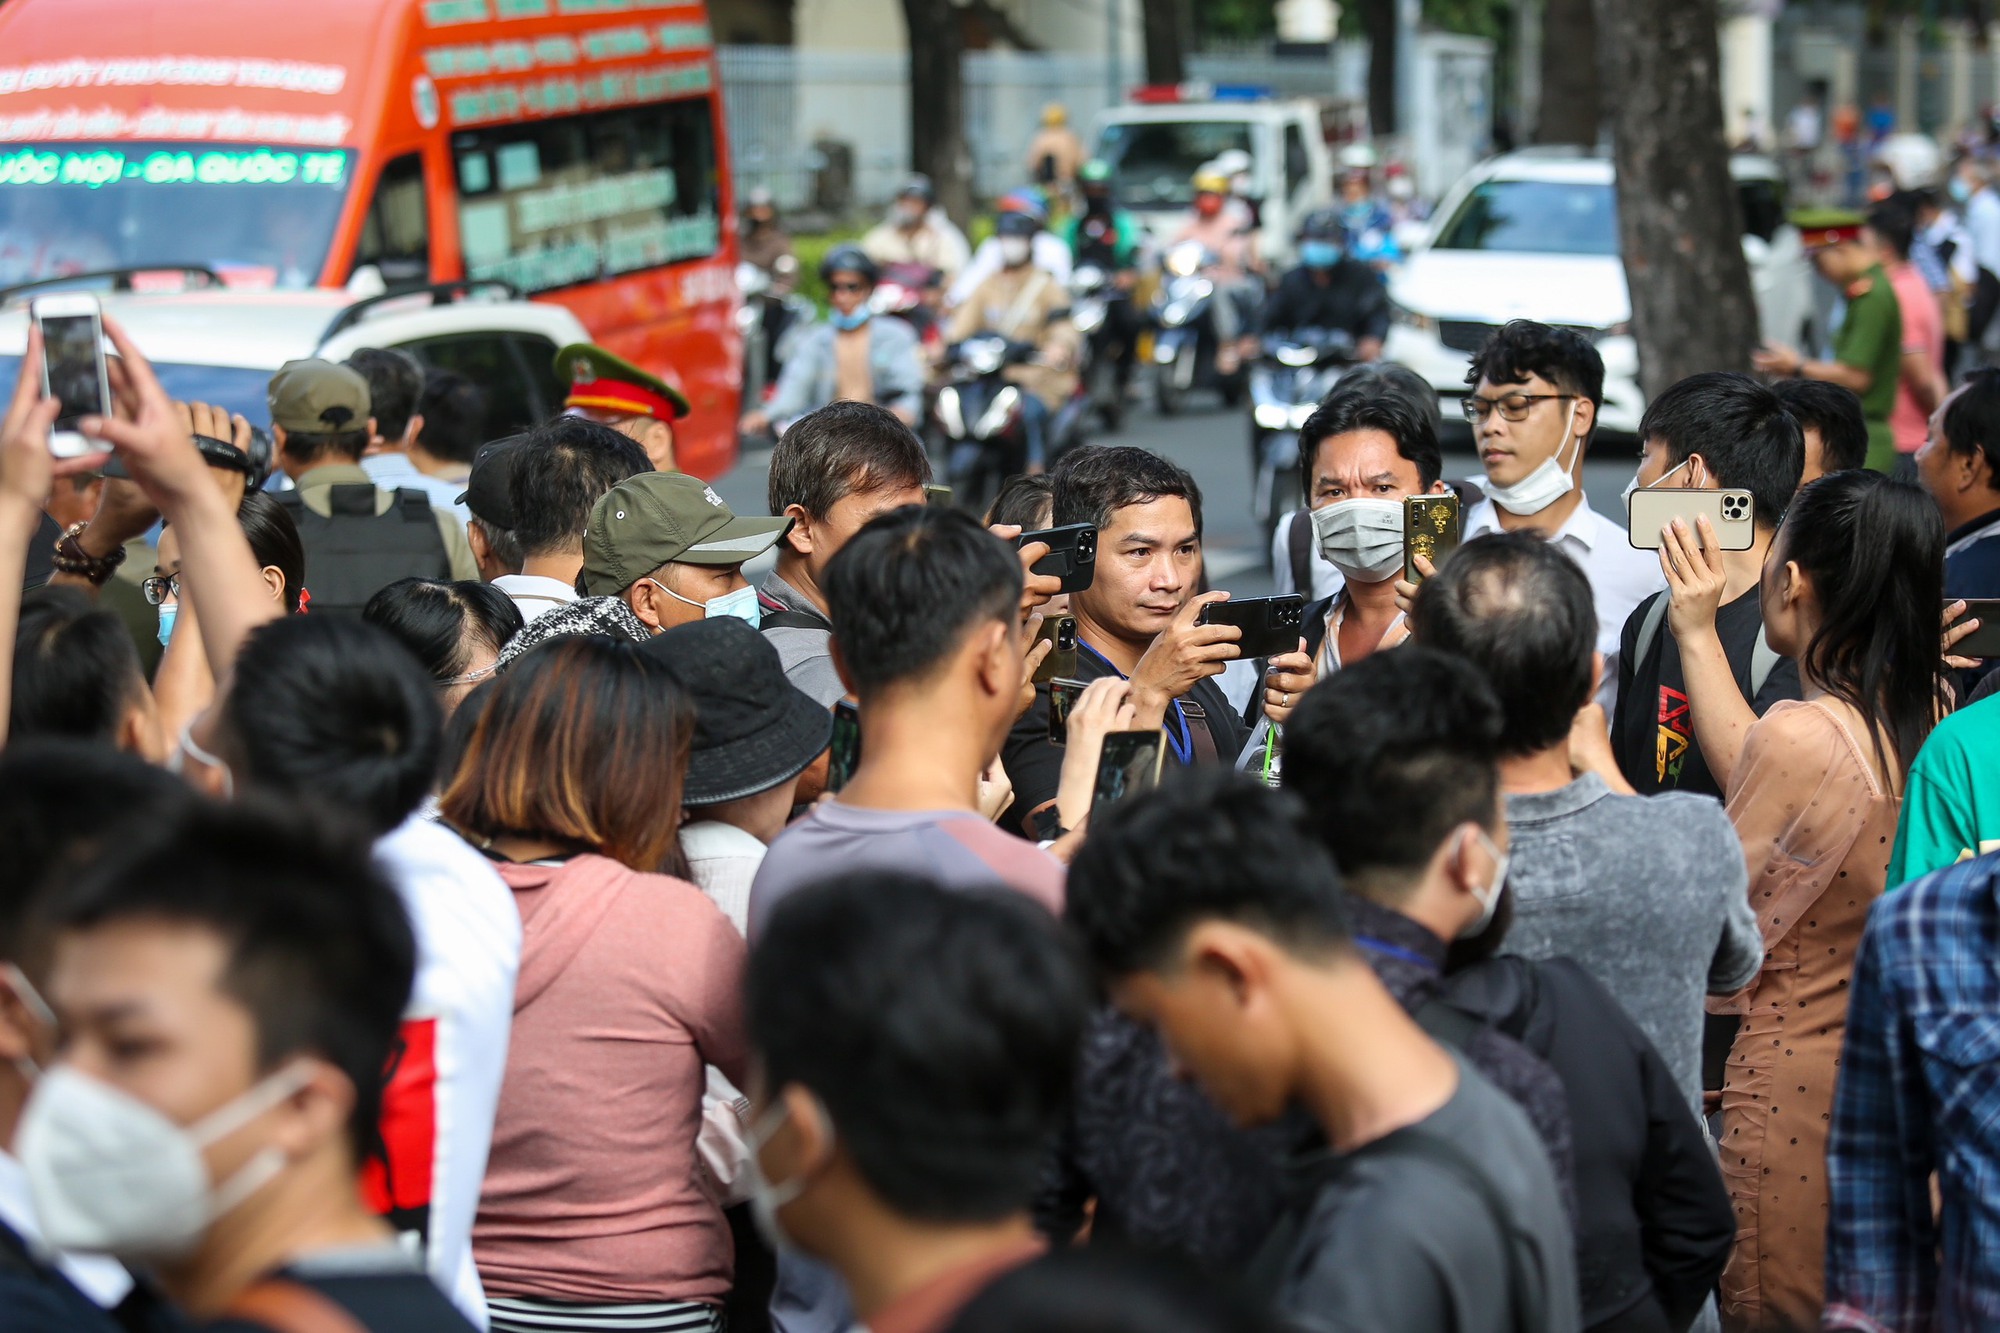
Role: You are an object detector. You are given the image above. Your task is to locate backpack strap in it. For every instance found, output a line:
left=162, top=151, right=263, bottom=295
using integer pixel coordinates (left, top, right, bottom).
left=1286, top=509, right=1314, bottom=599
left=395, top=487, right=436, bottom=523
left=760, top=608, right=831, bottom=633
left=1631, top=590, right=1670, bottom=670
left=220, top=1278, right=370, bottom=1333
left=1413, top=996, right=1485, bottom=1052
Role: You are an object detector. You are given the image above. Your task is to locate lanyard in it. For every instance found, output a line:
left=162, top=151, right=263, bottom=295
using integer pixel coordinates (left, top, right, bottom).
left=1076, top=640, right=1194, bottom=765
left=1355, top=936, right=1437, bottom=972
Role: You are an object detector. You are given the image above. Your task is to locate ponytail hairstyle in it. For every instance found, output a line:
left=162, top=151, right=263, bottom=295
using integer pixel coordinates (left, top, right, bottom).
left=1776, top=470, right=1947, bottom=780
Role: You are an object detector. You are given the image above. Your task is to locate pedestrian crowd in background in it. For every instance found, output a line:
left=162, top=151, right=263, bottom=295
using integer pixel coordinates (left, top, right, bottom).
left=4, top=291, right=2000, bottom=1333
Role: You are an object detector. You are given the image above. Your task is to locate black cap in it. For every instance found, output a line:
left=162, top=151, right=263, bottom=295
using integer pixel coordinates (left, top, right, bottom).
left=641, top=617, right=832, bottom=805
left=458, top=434, right=528, bottom=529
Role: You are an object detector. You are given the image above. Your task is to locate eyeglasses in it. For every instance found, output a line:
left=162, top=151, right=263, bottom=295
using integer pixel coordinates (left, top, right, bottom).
left=1460, top=393, right=1575, bottom=423
left=141, top=573, right=181, bottom=605
left=828, top=281, right=868, bottom=294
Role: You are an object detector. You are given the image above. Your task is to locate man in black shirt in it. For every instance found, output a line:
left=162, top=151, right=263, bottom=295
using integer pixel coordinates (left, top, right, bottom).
left=1253, top=208, right=1390, bottom=356
left=1613, top=373, right=1805, bottom=800
left=1002, top=446, right=1254, bottom=835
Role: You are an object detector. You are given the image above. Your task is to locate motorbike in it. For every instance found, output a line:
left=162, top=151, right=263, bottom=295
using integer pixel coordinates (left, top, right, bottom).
left=734, top=258, right=812, bottom=414
left=1151, top=240, right=1249, bottom=416
left=1068, top=262, right=1132, bottom=432
left=931, top=333, right=1089, bottom=512
left=1247, top=328, right=1361, bottom=550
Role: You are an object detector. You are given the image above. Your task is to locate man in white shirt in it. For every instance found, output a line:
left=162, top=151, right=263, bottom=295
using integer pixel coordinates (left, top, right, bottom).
left=947, top=190, right=1072, bottom=307
left=1457, top=320, right=1662, bottom=715
left=466, top=415, right=652, bottom=626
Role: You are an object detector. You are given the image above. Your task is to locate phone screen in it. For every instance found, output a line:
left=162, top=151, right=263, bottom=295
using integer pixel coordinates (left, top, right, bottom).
left=1951, top=598, right=2000, bottom=659
left=826, top=701, right=861, bottom=793
left=40, top=311, right=106, bottom=429
left=1048, top=676, right=1088, bottom=746
left=1091, top=730, right=1164, bottom=812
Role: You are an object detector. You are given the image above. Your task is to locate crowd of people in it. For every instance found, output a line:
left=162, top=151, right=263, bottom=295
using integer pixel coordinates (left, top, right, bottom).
left=2, top=291, right=2000, bottom=1333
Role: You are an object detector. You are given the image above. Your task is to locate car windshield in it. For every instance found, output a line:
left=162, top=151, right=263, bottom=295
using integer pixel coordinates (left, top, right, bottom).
left=0, top=355, right=275, bottom=426
left=1431, top=179, right=1619, bottom=255
left=0, top=144, right=353, bottom=291
left=1096, top=120, right=1252, bottom=210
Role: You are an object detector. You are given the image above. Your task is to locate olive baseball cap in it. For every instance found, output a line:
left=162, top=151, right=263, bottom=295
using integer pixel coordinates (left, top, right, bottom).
left=267, top=359, right=370, bottom=434
left=582, top=472, right=792, bottom=595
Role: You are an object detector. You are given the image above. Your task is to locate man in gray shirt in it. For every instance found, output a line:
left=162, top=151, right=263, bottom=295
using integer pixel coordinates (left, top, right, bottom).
left=755, top=401, right=933, bottom=707
left=1410, top=533, right=1762, bottom=1107
left=1065, top=770, right=1578, bottom=1333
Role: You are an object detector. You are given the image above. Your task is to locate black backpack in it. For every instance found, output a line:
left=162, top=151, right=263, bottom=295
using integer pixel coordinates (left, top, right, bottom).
left=276, top=484, right=451, bottom=616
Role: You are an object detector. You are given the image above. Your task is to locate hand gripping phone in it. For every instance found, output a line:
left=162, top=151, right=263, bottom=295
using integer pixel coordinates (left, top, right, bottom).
left=1950, top=598, right=2000, bottom=659
left=826, top=700, right=861, bottom=793
left=1091, top=729, right=1167, bottom=812
left=32, top=293, right=112, bottom=458
left=1196, top=594, right=1307, bottom=658
left=1403, top=492, right=1461, bottom=583
left=1032, top=614, right=1079, bottom=685
left=1627, top=488, right=1756, bottom=553
left=1016, top=522, right=1097, bottom=593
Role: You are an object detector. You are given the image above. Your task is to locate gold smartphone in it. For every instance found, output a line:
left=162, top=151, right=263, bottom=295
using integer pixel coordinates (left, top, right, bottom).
left=1032, top=614, right=1079, bottom=684
left=1627, top=488, right=1756, bottom=552
left=1403, top=493, right=1461, bottom=583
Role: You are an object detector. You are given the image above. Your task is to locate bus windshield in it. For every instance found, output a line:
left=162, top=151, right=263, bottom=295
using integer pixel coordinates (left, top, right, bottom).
left=1096, top=120, right=1252, bottom=210
left=0, top=144, right=353, bottom=290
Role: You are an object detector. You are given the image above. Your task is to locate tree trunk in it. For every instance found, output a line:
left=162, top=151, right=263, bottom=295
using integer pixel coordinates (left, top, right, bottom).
left=1142, top=0, right=1187, bottom=85
left=901, top=0, right=972, bottom=225
left=1361, top=0, right=1397, bottom=134
left=1534, top=0, right=1600, bottom=145
left=1596, top=0, right=1757, bottom=398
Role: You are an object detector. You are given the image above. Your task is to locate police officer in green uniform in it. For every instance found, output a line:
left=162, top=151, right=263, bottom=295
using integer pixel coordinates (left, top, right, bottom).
left=1753, top=209, right=1904, bottom=474
left=556, top=342, right=690, bottom=473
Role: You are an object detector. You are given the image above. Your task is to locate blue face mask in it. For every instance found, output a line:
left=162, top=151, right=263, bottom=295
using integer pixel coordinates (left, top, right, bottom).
left=1951, top=176, right=1973, bottom=205
left=647, top=577, right=763, bottom=629
left=157, top=603, right=177, bottom=648
left=830, top=306, right=871, bottom=332
left=1300, top=240, right=1342, bottom=268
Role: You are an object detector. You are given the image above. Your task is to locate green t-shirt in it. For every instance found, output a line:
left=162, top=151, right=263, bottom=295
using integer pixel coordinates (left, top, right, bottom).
left=1888, top=693, right=2000, bottom=886
left=1831, top=263, right=1903, bottom=469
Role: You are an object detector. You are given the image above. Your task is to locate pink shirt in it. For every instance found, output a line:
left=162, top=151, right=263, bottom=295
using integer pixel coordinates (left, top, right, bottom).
left=475, top=853, right=750, bottom=1305
left=1889, top=260, right=1943, bottom=453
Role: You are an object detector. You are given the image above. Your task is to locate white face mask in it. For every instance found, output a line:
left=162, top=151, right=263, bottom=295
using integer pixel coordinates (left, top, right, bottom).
left=1481, top=400, right=1580, bottom=516
left=1311, top=497, right=1406, bottom=583
left=646, top=576, right=762, bottom=629
left=998, top=236, right=1032, bottom=267
left=743, top=1096, right=824, bottom=1253
left=165, top=717, right=233, bottom=800
left=1622, top=456, right=1691, bottom=510
left=1457, top=828, right=1511, bottom=940
left=21, top=1060, right=312, bottom=1261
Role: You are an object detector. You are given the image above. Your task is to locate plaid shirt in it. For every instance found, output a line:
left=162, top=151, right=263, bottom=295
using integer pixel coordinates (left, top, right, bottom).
left=1825, top=851, right=2000, bottom=1332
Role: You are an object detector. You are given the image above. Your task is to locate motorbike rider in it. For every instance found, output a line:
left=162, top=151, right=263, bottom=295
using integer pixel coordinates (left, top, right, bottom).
left=739, top=186, right=801, bottom=387
left=1212, top=146, right=1264, bottom=232
left=944, top=210, right=1081, bottom=474
left=1064, top=159, right=1145, bottom=402
left=861, top=174, right=972, bottom=287
left=1168, top=168, right=1262, bottom=373
left=1250, top=208, right=1389, bottom=363
left=741, top=246, right=927, bottom=437
left=1337, top=144, right=1402, bottom=271
left=948, top=188, right=1072, bottom=306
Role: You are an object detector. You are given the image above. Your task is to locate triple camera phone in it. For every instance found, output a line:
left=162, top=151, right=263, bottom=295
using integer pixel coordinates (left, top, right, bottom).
left=32, top=293, right=111, bottom=458
left=1627, top=488, right=1757, bottom=552
left=1197, top=594, right=1306, bottom=659
left=1032, top=614, right=1079, bottom=685
left=1016, top=523, right=1096, bottom=594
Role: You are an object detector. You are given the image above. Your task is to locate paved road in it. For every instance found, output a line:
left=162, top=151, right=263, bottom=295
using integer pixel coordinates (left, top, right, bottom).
left=713, top=394, right=1648, bottom=600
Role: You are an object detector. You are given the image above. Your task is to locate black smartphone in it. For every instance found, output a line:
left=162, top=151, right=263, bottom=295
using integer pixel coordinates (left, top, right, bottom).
left=1017, top=522, right=1097, bottom=593
left=1032, top=614, right=1079, bottom=684
left=1951, top=598, right=2000, bottom=659
left=826, top=700, right=861, bottom=793
left=1196, top=594, right=1307, bottom=658
left=1091, top=730, right=1167, bottom=812
left=1048, top=676, right=1089, bottom=746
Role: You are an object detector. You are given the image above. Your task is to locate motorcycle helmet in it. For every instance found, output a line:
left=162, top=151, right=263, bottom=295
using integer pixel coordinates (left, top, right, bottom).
left=1191, top=168, right=1230, bottom=196
left=998, top=188, right=1049, bottom=224
left=994, top=210, right=1041, bottom=238
left=895, top=174, right=935, bottom=204
left=818, top=245, right=879, bottom=286
left=1297, top=209, right=1345, bottom=268
left=1338, top=142, right=1379, bottom=171
left=1079, top=158, right=1112, bottom=184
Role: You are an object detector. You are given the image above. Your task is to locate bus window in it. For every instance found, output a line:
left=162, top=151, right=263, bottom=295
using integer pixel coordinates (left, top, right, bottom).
left=452, top=100, right=720, bottom=296
left=354, top=153, right=431, bottom=286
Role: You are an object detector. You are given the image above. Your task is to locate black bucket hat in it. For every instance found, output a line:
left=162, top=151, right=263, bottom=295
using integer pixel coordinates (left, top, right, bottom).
left=643, top=617, right=832, bottom=804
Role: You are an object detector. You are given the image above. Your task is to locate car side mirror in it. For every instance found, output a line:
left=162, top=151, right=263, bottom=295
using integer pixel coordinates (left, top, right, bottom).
left=1393, top=218, right=1430, bottom=255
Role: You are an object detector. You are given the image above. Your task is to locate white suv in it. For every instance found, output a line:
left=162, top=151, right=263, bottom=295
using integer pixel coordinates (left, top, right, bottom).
left=0, top=272, right=590, bottom=435
left=1384, top=149, right=1813, bottom=436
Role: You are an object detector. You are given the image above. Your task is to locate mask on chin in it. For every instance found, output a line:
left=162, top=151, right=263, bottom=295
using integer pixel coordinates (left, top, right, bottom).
left=1479, top=399, right=1581, bottom=516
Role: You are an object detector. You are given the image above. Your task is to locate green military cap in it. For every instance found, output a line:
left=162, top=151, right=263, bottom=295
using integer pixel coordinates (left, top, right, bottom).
left=557, top=342, right=690, bottom=421
left=582, top=471, right=792, bottom=595
left=1791, top=208, right=1866, bottom=249
left=268, top=358, right=370, bottom=434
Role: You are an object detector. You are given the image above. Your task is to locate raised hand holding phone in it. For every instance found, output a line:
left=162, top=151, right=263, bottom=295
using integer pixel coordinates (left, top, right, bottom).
left=1130, top=589, right=1239, bottom=729
left=1055, top=677, right=1137, bottom=832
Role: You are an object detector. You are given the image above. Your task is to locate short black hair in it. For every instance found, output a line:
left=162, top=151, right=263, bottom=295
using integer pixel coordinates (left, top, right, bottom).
left=236, top=490, right=307, bottom=612
left=10, top=586, right=146, bottom=747
left=748, top=873, right=1087, bottom=1221
left=0, top=739, right=191, bottom=960
left=1771, top=378, right=1869, bottom=476
left=949, top=1247, right=1277, bottom=1333
left=1333, top=361, right=1443, bottom=435
left=1941, top=367, right=2000, bottom=481
left=1467, top=319, right=1606, bottom=408
left=1637, top=371, right=1804, bottom=527
left=1064, top=767, right=1351, bottom=977
left=1052, top=445, right=1204, bottom=537
left=1298, top=375, right=1444, bottom=498
left=824, top=505, right=1022, bottom=697
left=280, top=430, right=369, bottom=465
left=363, top=578, right=524, bottom=684
left=507, top=416, right=652, bottom=558
left=220, top=616, right=442, bottom=837
left=1285, top=647, right=1504, bottom=901
left=768, top=401, right=932, bottom=520
left=986, top=474, right=1054, bottom=530
left=416, top=369, right=490, bottom=465
left=1867, top=197, right=1916, bottom=261
left=1408, top=533, right=1596, bottom=757
left=43, top=797, right=415, bottom=1161
left=343, top=347, right=425, bottom=443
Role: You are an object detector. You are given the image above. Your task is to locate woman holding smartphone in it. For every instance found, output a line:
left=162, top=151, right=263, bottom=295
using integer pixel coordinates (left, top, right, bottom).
left=1665, top=471, right=1947, bottom=1331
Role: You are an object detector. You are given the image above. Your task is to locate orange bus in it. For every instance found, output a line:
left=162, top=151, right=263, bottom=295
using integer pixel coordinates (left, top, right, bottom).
left=0, top=0, right=743, bottom=478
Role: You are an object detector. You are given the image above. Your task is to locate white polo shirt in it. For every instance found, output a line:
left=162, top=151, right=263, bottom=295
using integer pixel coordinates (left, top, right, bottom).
left=490, top=573, right=578, bottom=627
left=1464, top=492, right=1665, bottom=717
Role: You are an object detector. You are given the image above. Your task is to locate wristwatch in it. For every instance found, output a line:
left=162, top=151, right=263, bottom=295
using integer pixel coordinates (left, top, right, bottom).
left=50, top=521, right=126, bottom=586
left=1031, top=806, right=1071, bottom=843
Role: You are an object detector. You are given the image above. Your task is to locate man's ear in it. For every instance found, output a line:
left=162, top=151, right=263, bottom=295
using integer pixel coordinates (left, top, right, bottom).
left=466, top=521, right=491, bottom=566
left=1571, top=395, right=1597, bottom=444
left=1684, top=453, right=1709, bottom=488
left=625, top=581, right=665, bottom=631
left=1183, top=921, right=1270, bottom=1010
left=401, top=413, right=425, bottom=449
left=783, top=503, right=816, bottom=558
left=271, top=1058, right=357, bottom=1162
left=974, top=619, right=1015, bottom=697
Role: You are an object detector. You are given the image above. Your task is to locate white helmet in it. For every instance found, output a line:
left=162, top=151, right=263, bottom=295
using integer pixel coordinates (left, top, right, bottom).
left=1338, top=142, right=1378, bottom=171
left=1213, top=148, right=1253, bottom=178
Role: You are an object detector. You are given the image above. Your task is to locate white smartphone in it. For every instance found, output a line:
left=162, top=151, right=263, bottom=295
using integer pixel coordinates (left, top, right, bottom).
left=32, top=293, right=111, bottom=458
